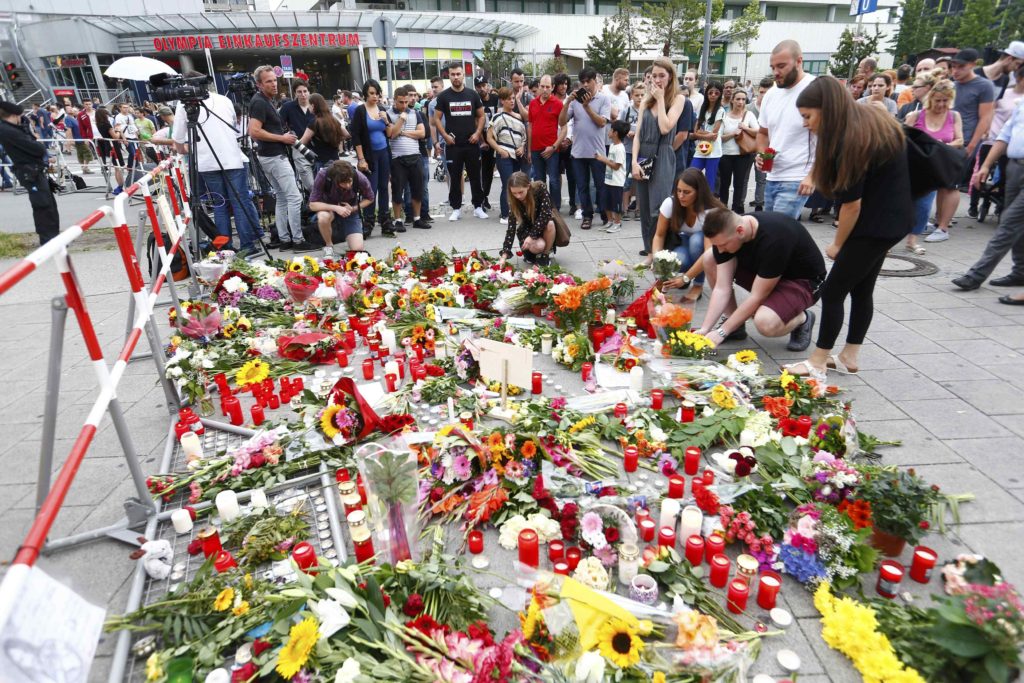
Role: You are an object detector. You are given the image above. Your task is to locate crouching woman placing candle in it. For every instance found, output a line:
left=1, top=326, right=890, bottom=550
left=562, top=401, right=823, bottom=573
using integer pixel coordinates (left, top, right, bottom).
left=499, top=172, right=561, bottom=268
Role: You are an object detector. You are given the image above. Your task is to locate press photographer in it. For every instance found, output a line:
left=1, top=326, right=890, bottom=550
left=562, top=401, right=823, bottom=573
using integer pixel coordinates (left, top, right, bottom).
left=166, top=70, right=263, bottom=257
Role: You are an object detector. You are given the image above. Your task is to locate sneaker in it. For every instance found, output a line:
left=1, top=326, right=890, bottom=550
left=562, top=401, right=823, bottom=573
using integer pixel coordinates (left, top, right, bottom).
left=923, top=221, right=938, bottom=234
left=449, top=208, right=462, bottom=221
left=574, top=209, right=583, bottom=220
left=535, top=253, right=551, bottom=267
left=267, top=238, right=283, bottom=249
left=605, top=223, right=622, bottom=234
left=786, top=309, right=816, bottom=352
left=277, top=241, right=294, bottom=251
left=627, top=198, right=637, bottom=212
left=483, top=199, right=492, bottom=210
left=639, top=249, right=650, bottom=256
left=412, top=219, right=432, bottom=230
left=473, top=207, right=489, bottom=219
left=395, top=221, right=407, bottom=233
left=292, top=241, right=318, bottom=253
left=323, top=247, right=336, bottom=259
left=111, top=185, right=122, bottom=196
left=499, top=216, right=508, bottom=225
left=967, top=206, right=978, bottom=219
left=924, top=229, right=949, bottom=242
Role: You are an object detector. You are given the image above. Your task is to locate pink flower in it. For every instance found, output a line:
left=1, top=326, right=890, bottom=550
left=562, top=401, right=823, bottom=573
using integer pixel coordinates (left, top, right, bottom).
left=581, top=511, right=603, bottom=538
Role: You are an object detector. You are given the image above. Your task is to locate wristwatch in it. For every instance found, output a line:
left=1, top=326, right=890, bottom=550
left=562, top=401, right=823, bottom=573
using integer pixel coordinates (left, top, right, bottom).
left=715, top=328, right=728, bottom=340
left=681, top=274, right=692, bottom=286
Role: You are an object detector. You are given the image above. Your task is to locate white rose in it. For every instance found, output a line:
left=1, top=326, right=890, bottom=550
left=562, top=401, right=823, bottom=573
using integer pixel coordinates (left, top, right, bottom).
left=335, top=659, right=361, bottom=683
left=574, top=650, right=605, bottom=683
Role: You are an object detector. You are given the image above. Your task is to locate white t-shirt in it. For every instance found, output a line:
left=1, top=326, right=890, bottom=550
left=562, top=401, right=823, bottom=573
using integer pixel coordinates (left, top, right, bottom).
left=694, top=107, right=724, bottom=159
left=721, top=109, right=758, bottom=155
left=114, top=112, right=139, bottom=141
left=659, top=198, right=707, bottom=235
left=689, top=92, right=705, bottom=118
left=757, top=73, right=816, bottom=181
left=172, top=93, right=245, bottom=172
left=602, top=85, right=630, bottom=144
left=605, top=142, right=626, bottom=187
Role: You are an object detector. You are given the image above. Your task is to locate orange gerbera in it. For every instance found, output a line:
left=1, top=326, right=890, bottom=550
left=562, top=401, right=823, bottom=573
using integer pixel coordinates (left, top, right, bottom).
left=521, top=440, right=537, bottom=459
left=650, top=302, right=693, bottom=329
left=465, top=485, right=509, bottom=524
left=762, top=395, right=794, bottom=419
left=487, top=432, right=505, bottom=452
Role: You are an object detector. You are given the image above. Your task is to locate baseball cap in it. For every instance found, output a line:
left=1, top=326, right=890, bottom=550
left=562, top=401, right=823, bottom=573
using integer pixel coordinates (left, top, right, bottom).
left=950, top=48, right=979, bottom=65
left=1002, top=41, right=1024, bottom=60
left=474, top=76, right=488, bottom=86
left=157, top=106, right=173, bottom=116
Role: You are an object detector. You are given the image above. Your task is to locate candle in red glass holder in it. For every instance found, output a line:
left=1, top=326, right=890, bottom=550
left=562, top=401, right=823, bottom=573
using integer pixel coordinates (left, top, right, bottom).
left=592, top=327, right=607, bottom=351
left=553, top=561, right=570, bottom=575
left=668, top=475, right=685, bottom=499
left=280, top=376, right=291, bottom=394
left=650, top=389, right=664, bottom=410
left=344, top=329, right=356, bottom=350
left=705, top=534, right=725, bottom=564
left=531, top=372, right=542, bottom=395
left=518, top=529, right=539, bottom=568
left=225, top=397, right=243, bottom=426
left=910, top=546, right=937, bottom=583
left=709, top=553, right=730, bottom=587
left=459, top=412, right=475, bottom=430
left=468, top=530, right=484, bottom=554
left=635, top=507, right=651, bottom=525
left=414, top=344, right=425, bottom=362
left=757, top=571, right=783, bottom=609
left=581, top=362, right=593, bottom=382
left=727, top=579, right=750, bottom=613
left=797, top=415, right=813, bottom=437
left=368, top=341, right=380, bottom=356
left=566, top=546, right=582, bottom=571
left=213, top=550, right=237, bottom=573
left=702, top=469, right=715, bottom=486
left=691, top=477, right=705, bottom=497
left=268, top=392, right=280, bottom=410
left=251, top=404, right=265, bottom=426
left=684, top=446, right=701, bottom=475
left=198, top=527, right=222, bottom=558
left=174, top=421, right=191, bottom=439
left=384, top=373, right=398, bottom=392
left=348, top=510, right=375, bottom=564
left=291, top=541, right=318, bottom=573
left=395, top=353, right=407, bottom=379
left=640, top=518, right=656, bottom=542
left=336, top=350, right=349, bottom=367
left=623, top=446, right=639, bottom=473
left=685, top=535, right=705, bottom=566
left=362, top=359, right=375, bottom=380
left=679, top=401, right=696, bottom=423
left=549, top=540, right=565, bottom=561
left=877, top=560, right=905, bottom=599
left=412, top=364, right=427, bottom=381
left=658, top=526, right=677, bottom=548
left=292, top=378, right=304, bottom=393
left=614, top=403, right=628, bottom=418
left=356, top=474, right=367, bottom=505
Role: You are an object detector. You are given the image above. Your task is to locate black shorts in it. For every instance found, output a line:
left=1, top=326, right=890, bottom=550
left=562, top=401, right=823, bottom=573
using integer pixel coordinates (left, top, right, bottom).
left=390, top=155, right=423, bottom=201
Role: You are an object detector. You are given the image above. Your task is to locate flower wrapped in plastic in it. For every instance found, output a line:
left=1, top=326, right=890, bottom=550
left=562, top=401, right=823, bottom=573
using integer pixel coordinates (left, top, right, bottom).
left=276, top=330, right=342, bottom=364
left=355, top=439, right=419, bottom=564
left=284, top=271, right=321, bottom=303
left=174, top=301, right=223, bottom=341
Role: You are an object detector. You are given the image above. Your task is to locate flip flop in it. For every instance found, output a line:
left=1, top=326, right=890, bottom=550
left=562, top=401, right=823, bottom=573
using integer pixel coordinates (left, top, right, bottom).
left=826, top=354, right=858, bottom=375
left=783, top=361, right=827, bottom=382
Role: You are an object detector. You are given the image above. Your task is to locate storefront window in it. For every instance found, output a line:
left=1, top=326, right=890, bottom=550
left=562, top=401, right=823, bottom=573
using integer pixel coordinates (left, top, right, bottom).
left=395, top=60, right=411, bottom=79
left=496, top=0, right=521, bottom=10
left=525, top=0, right=547, bottom=10
left=411, top=60, right=426, bottom=80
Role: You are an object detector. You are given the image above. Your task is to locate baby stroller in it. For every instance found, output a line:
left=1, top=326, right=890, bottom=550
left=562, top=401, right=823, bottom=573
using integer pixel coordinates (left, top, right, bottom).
left=974, top=157, right=1006, bottom=224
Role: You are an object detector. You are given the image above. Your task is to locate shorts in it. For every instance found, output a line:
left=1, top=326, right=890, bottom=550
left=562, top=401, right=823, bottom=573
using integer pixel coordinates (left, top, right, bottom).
left=602, top=184, right=624, bottom=213
left=75, top=142, right=93, bottom=164
left=330, top=213, right=364, bottom=238
left=734, top=267, right=817, bottom=324
left=390, top=154, right=424, bottom=200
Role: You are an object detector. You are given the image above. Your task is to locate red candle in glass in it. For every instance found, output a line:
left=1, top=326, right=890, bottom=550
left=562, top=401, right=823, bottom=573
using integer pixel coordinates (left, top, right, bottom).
left=668, top=475, right=686, bottom=499
left=518, top=529, right=539, bottom=568
left=691, top=477, right=705, bottom=497
left=727, top=579, right=750, bottom=613
left=705, top=534, right=725, bottom=564
left=468, top=530, right=484, bottom=554
left=198, top=528, right=222, bottom=558
left=640, top=518, right=656, bottom=542
left=680, top=401, right=696, bottom=423
left=531, top=372, right=542, bottom=395
left=251, top=404, right=265, bottom=426
left=225, top=397, right=244, bottom=426
left=553, top=561, right=570, bottom=575
left=910, top=546, right=937, bottom=583
left=702, top=468, right=715, bottom=485
left=384, top=373, right=398, bottom=392
left=650, top=389, right=664, bottom=410
left=174, top=421, right=190, bottom=439
left=395, top=353, right=407, bottom=379
left=362, top=359, right=375, bottom=380
left=877, top=560, right=905, bottom=598
left=213, top=550, right=237, bottom=573
left=592, top=327, right=607, bottom=351
left=797, top=415, right=813, bottom=437
left=454, top=257, right=465, bottom=273
left=757, top=571, right=783, bottom=610
left=369, top=341, right=380, bottom=356
left=413, top=364, right=427, bottom=381
left=336, top=350, right=349, bottom=367
left=710, top=554, right=730, bottom=587
left=623, top=445, right=639, bottom=473
left=684, top=446, right=701, bottom=475
left=280, top=376, right=291, bottom=393
left=344, top=329, right=356, bottom=350
left=566, top=546, right=582, bottom=571
left=268, top=392, right=280, bottom=410
left=353, top=536, right=375, bottom=564
left=291, top=541, right=318, bottom=573
left=614, top=403, right=628, bottom=418
left=635, top=507, right=651, bottom=526
left=658, top=526, right=677, bottom=548
left=414, top=344, right=424, bottom=362
left=292, top=378, right=304, bottom=393
left=685, top=535, right=705, bottom=566
left=581, top=362, right=593, bottom=382
left=548, top=540, right=565, bottom=561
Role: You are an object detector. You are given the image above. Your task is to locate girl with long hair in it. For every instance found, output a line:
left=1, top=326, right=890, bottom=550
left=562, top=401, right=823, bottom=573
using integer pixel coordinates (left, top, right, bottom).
left=499, top=171, right=557, bottom=267
left=632, top=56, right=686, bottom=265
left=787, top=75, right=913, bottom=379
left=350, top=79, right=393, bottom=237
left=94, top=107, right=125, bottom=192
left=718, top=89, right=759, bottom=212
left=690, top=80, right=724, bottom=188
left=858, top=73, right=898, bottom=115
left=300, top=93, right=346, bottom=172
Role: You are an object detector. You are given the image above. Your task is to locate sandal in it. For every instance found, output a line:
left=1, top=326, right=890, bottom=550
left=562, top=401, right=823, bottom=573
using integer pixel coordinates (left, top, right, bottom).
left=826, top=354, right=858, bottom=375
left=906, top=244, right=926, bottom=255
left=809, top=213, right=826, bottom=223
left=784, top=361, right=827, bottom=382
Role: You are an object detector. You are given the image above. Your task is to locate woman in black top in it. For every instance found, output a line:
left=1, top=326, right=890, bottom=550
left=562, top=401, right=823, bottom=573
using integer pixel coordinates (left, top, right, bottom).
left=787, top=75, right=913, bottom=379
left=94, top=107, right=125, bottom=191
left=348, top=79, right=393, bottom=236
left=300, top=93, right=346, bottom=173
left=499, top=172, right=556, bottom=267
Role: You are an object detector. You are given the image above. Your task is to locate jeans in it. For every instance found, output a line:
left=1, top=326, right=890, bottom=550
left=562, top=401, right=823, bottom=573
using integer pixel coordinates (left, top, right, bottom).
left=404, top=156, right=430, bottom=220
left=563, top=149, right=579, bottom=210
left=674, top=231, right=706, bottom=285
left=290, top=148, right=314, bottom=192
left=200, top=167, right=262, bottom=252
left=496, top=155, right=523, bottom=218
left=966, top=159, right=1024, bottom=282
left=531, top=150, right=561, bottom=208
left=753, top=168, right=766, bottom=206
left=674, top=147, right=688, bottom=177
left=912, top=191, right=936, bottom=235
left=258, top=154, right=304, bottom=243
left=445, top=144, right=483, bottom=210
left=690, top=156, right=720, bottom=189
left=572, top=157, right=605, bottom=220
left=480, top=147, right=496, bottom=202
left=765, top=180, right=810, bottom=219
left=365, top=147, right=391, bottom=226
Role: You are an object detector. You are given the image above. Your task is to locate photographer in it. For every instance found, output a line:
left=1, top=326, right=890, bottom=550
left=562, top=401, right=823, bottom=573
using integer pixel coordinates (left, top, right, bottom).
left=248, top=65, right=313, bottom=252
left=299, top=93, right=345, bottom=174
left=308, top=160, right=374, bottom=258
left=280, top=81, right=316, bottom=192
left=0, top=101, right=60, bottom=244
left=171, top=71, right=262, bottom=258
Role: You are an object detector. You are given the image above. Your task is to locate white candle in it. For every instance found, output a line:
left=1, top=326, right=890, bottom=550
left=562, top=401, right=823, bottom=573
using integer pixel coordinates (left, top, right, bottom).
left=434, top=343, right=448, bottom=360
left=678, top=505, right=703, bottom=541
left=249, top=488, right=269, bottom=512
left=171, top=509, right=193, bottom=534
left=629, top=365, right=644, bottom=392
left=659, top=498, right=681, bottom=531
left=455, top=293, right=466, bottom=307
left=447, top=397, right=456, bottom=422
left=541, top=334, right=553, bottom=354
left=384, top=360, right=400, bottom=378
left=653, top=340, right=663, bottom=357
left=380, top=328, right=397, bottom=354
left=215, top=490, right=240, bottom=523
left=180, top=432, right=203, bottom=462
left=605, top=308, right=616, bottom=325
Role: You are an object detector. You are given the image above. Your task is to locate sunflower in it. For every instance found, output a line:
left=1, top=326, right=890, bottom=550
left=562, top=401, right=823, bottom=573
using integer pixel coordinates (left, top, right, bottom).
left=288, top=260, right=304, bottom=273
left=235, top=359, right=269, bottom=387
left=452, top=272, right=468, bottom=285
left=276, top=617, right=320, bottom=679
left=520, top=440, right=537, bottom=459
left=213, top=587, right=235, bottom=611
left=303, top=256, right=320, bottom=274
left=597, top=618, right=644, bottom=668
left=320, top=404, right=344, bottom=439
left=735, top=349, right=758, bottom=363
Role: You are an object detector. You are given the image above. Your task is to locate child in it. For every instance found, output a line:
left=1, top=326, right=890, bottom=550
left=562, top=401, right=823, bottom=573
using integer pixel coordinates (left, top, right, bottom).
left=596, top=119, right=629, bottom=233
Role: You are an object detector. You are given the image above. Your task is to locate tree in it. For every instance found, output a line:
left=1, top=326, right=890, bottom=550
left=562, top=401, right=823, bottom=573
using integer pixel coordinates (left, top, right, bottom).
left=608, top=0, right=645, bottom=57
left=475, top=31, right=522, bottom=86
left=729, top=0, right=765, bottom=82
left=643, top=0, right=724, bottom=59
left=933, top=12, right=961, bottom=47
left=995, top=0, right=1024, bottom=43
left=586, top=21, right=630, bottom=78
left=828, top=25, right=882, bottom=77
left=520, top=56, right=568, bottom=78
left=953, top=0, right=999, bottom=51
left=888, top=0, right=938, bottom=62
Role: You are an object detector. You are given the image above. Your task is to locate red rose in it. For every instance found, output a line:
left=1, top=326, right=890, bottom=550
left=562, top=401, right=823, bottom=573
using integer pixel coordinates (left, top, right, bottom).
left=184, top=506, right=197, bottom=521
left=248, top=453, right=266, bottom=469
left=231, top=662, right=258, bottom=682
left=425, top=364, right=445, bottom=377
left=252, top=638, right=271, bottom=657
left=467, top=621, right=495, bottom=646
left=186, top=539, right=203, bottom=556
left=430, top=486, right=445, bottom=503
left=381, top=591, right=391, bottom=608
left=604, top=527, right=620, bottom=543
left=919, top=520, right=930, bottom=530
left=403, top=593, right=425, bottom=617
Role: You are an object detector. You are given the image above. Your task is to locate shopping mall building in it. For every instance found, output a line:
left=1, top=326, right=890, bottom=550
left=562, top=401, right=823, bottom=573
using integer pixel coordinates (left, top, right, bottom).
left=1, top=0, right=898, bottom=105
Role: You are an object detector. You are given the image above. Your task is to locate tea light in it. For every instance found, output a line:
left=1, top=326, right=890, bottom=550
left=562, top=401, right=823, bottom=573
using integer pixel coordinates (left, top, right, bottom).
left=727, top=579, right=750, bottom=613
left=249, top=488, right=269, bottom=512
left=678, top=505, right=703, bottom=542
left=702, top=468, right=715, bottom=485
left=623, top=446, right=639, bottom=473
left=709, top=554, right=731, bottom=587
left=518, top=529, right=539, bottom=568
left=629, top=365, right=644, bottom=392
left=877, top=560, right=905, bottom=599
left=566, top=546, right=582, bottom=571
left=690, top=477, right=705, bottom=497
left=635, top=507, right=651, bottom=525
left=684, top=535, right=705, bottom=566
left=910, top=546, right=937, bottom=583
left=650, top=389, right=664, bottom=410
left=756, top=571, right=782, bottom=610
left=639, top=518, right=657, bottom=542
left=658, top=526, right=677, bottom=548
left=684, top=446, right=701, bottom=475
left=384, top=373, right=398, bottom=392
left=180, top=432, right=203, bottom=462
left=659, top=498, right=680, bottom=531
left=548, top=540, right=565, bottom=562
left=215, top=490, right=240, bottom=523
left=705, top=534, right=725, bottom=564
left=777, top=649, right=801, bottom=673
left=667, top=475, right=685, bottom=498
left=629, top=574, right=659, bottom=605
left=770, top=607, right=793, bottom=629
left=553, top=561, right=570, bottom=575
left=291, top=541, right=318, bottom=573
left=171, top=509, right=193, bottom=534
left=468, top=530, right=484, bottom=554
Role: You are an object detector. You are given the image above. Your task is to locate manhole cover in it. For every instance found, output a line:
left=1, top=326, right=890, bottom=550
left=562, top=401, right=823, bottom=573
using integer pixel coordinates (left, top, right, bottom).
left=879, top=253, right=938, bottom=277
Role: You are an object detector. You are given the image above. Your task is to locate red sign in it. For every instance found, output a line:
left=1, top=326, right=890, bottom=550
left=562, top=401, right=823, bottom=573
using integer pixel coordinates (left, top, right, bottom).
left=152, top=32, right=360, bottom=52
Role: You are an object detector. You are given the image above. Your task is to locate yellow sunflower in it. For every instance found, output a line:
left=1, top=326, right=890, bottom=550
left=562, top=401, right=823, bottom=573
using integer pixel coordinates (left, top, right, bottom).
left=232, top=601, right=250, bottom=617
left=711, top=384, right=737, bottom=410
left=320, top=404, right=344, bottom=439
left=597, top=617, right=644, bottom=668
left=213, top=587, right=234, bottom=611
left=288, top=260, right=304, bottom=273
left=275, top=617, right=320, bottom=679
left=735, top=349, right=758, bottom=363
left=303, top=256, right=320, bottom=274
left=235, top=359, right=269, bottom=387
left=452, top=272, right=468, bottom=285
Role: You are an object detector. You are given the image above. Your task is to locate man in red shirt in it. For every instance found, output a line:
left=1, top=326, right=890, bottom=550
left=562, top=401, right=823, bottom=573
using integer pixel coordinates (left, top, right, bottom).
left=75, top=101, right=96, bottom=174
left=528, top=74, right=566, bottom=208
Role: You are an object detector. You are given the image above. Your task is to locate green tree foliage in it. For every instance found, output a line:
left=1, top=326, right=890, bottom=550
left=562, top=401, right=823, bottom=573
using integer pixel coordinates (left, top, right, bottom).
left=729, top=0, right=766, bottom=81
left=643, top=0, right=725, bottom=58
left=586, top=21, right=630, bottom=78
left=888, top=0, right=939, bottom=62
left=952, top=0, right=999, bottom=51
left=475, top=31, right=522, bottom=85
left=995, top=0, right=1023, bottom=43
left=608, top=0, right=645, bottom=56
left=828, top=25, right=882, bottom=77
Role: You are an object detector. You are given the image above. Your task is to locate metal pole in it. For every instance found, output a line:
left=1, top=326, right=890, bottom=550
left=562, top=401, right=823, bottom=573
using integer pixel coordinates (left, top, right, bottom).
left=36, top=297, right=68, bottom=513
left=700, top=0, right=714, bottom=81
left=386, top=44, right=396, bottom=99
left=849, top=9, right=864, bottom=79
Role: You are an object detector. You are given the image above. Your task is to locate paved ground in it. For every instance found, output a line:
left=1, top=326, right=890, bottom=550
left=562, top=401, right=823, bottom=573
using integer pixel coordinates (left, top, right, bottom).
left=1, top=167, right=1023, bottom=682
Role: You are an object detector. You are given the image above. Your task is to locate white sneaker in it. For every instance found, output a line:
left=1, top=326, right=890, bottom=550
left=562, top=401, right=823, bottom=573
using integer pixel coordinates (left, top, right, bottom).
left=574, top=209, right=583, bottom=220
left=449, top=208, right=462, bottom=222
left=924, top=229, right=949, bottom=242
left=473, top=207, right=489, bottom=219
left=499, top=216, right=508, bottom=224
left=605, top=223, right=622, bottom=234
left=323, top=247, right=336, bottom=259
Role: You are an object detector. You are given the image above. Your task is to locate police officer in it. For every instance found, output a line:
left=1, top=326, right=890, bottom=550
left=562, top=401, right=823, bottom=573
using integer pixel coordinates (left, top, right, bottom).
left=0, top=101, right=59, bottom=245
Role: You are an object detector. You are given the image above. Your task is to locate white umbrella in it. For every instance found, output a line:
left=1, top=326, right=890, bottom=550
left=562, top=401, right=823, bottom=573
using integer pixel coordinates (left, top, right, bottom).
left=104, top=56, right=178, bottom=81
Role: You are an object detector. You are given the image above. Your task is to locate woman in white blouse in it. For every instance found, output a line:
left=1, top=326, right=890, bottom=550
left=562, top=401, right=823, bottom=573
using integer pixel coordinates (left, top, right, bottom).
left=717, top=89, right=759, bottom=213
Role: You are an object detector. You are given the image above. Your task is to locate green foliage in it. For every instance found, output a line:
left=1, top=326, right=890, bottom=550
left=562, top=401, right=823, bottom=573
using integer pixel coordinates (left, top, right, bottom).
left=221, top=505, right=310, bottom=566
left=475, top=31, right=522, bottom=86
left=828, top=25, right=883, bottom=77
left=521, top=56, right=568, bottom=78
left=729, top=0, right=766, bottom=81
left=585, top=21, right=630, bottom=78
left=953, top=0, right=1000, bottom=51
left=665, top=407, right=748, bottom=451
left=889, top=0, right=939, bottom=62
left=643, top=0, right=725, bottom=59
left=608, top=0, right=645, bottom=55
left=857, top=466, right=940, bottom=543
left=995, top=0, right=1024, bottom=43
left=365, top=449, right=418, bottom=505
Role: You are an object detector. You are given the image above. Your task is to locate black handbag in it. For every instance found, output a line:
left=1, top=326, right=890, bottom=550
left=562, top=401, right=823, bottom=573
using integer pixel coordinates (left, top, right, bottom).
left=903, top=125, right=967, bottom=198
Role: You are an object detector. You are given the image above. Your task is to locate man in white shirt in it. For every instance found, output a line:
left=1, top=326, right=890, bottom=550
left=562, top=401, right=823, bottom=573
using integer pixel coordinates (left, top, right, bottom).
left=601, top=68, right=630, bottom=132
left=684, top=69, right=705, bottom=116
left=755, top=40, right=816, bottom=219
left=172, top=72, right=262, bottom=255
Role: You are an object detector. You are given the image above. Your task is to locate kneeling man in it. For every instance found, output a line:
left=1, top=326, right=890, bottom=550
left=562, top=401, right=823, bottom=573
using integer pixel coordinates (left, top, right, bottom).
left=309, top=161, right=375, bottom=258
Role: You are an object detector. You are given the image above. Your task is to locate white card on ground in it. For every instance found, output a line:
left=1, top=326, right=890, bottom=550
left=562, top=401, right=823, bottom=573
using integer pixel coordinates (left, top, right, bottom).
left=477, top=338, right=533, bottom=388
left=594, top=362, right=631, bottom=388
left=356, top=381, right=387, bottom=410
left=505, top=317, right=536, bottom=330
left=436, top=306, right=480, bottom=321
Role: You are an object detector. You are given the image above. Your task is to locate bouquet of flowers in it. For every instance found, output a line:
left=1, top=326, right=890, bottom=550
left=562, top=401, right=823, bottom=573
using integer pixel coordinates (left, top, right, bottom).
left=172, top=301, right=223, bottom=341
left=317, top=377, right=381, bottom=446
left=284, top=271, right=321, bottom=303
left=551, top=276, right=612, bottom=330
left=551, top=331, right=593, bottom=372
left=276, top=330, right=342, bottom=363
left=411, top=246, right=450, bottom=279
left=779, top=502, right=876, bottom=590
left=806, top=451, right=860, bottom=503
left=652, top=250, right=682, bottom=282
left=358, top=441, right=420, bottom=564
left=725, top=349, right=761, bottom=376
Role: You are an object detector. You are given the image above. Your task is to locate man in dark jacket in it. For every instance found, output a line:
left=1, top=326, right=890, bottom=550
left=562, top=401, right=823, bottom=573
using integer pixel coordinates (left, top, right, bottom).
left=0, top=101, right=59, bottom=244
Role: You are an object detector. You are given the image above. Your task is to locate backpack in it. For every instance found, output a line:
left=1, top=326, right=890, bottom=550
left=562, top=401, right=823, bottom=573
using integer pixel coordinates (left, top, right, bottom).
left=147, top=232, right=190, bottom=282
left=903, top=125, right=967, bottom=199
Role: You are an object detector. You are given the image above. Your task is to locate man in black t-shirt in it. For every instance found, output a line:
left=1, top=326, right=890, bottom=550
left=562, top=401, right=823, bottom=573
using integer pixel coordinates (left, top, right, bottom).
left=696, top=209, right=826, bottom=352
left=279, top=82, right=316, bottom=191
left=476, top=76, right=500, bottom=211
left=432, top=63, right=487, bottom=221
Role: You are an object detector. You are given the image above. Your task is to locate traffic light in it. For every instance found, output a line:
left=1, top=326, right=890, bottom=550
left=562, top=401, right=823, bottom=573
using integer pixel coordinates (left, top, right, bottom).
left=5, top=63, right=22, bottom=89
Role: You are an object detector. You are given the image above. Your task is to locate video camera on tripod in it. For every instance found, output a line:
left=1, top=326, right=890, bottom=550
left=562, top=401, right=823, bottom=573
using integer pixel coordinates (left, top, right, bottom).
left=226, top=72, right=257, bottom=101
left=148, top=73, right=211, bottom=105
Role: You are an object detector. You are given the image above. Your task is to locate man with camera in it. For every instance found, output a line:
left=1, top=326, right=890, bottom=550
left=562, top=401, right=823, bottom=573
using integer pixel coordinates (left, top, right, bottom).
left=0, top=101, right=60, bottom=245
left=280, top=81, right=316, bottom=192
left=308, top=160, right=374, bottom=258
left=171, top=70, right=263, bottom=258
left=558, top=67, right=612, bottom=231
left=248, top=66, right=314, bottom=252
